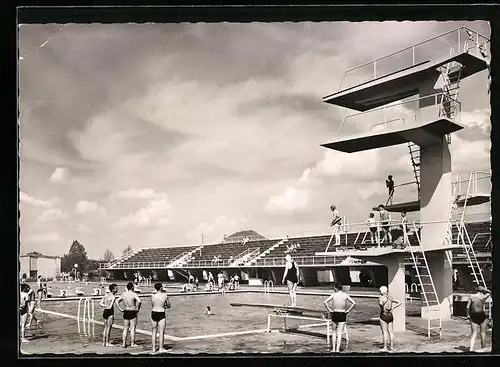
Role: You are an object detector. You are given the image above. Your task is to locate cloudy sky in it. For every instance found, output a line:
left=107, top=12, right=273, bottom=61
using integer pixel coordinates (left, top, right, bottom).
left=18, top=21, right=491, bottom=259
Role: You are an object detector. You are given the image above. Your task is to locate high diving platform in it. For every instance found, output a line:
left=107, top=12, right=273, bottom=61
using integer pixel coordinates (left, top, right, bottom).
left=323, top=51, right=489, bottom=111
left=321, top=118, right=463, bottom=153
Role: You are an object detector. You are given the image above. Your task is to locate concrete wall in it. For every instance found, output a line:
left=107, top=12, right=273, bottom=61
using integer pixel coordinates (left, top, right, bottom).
left=20, top=257, right=30, bottom=278
left=19, top=256, right=61, bottom=279
left=419, top=137, right=452, bottom=250
left=37, top=257, right=61, bottom=278
left=422, top=251, right=453, bottom=320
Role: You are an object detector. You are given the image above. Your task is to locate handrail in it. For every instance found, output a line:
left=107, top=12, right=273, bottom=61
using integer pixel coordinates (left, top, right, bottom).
left=338, top=26, right=490, bottom=90
left=368, top=117, right=405, bottom=131
left=336, top=92, right=461, bottom=136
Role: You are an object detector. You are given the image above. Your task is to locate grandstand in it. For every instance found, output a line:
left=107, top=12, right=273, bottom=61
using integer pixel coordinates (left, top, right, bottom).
left=101, top=217, right=491, bottom=289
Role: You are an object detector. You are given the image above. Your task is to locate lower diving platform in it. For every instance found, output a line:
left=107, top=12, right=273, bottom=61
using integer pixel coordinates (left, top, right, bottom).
left=316, top=243, right=462, bottom=260
left=322, top=118, right=463, bottom=153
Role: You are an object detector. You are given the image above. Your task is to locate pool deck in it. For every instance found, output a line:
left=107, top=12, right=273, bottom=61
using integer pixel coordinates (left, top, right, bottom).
left=20, top=310, right=491, bottom=355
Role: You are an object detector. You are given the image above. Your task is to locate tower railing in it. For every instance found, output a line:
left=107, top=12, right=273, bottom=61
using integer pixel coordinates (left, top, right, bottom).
left=337, top=26, right=490, bottom=91
left=335, top=92, right=461, bottom=137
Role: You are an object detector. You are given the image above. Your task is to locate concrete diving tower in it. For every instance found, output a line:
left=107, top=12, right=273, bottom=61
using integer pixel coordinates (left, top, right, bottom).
left=317, top=26, right=490, bottom=332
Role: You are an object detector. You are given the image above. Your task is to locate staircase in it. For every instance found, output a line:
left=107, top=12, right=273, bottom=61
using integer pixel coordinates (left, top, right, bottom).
left=407, top=142, right=421, bottom=198
left=245, top=239, right=287, bottom=266
left=456, top=224, right=487, bottom=288
left=229, top=247, right=261, bottom=267
left=407, top=223, right=442, bottom=338
left=439, top=47, right=462, bottom=121
left=454, top=173, right=487, bottom=288
left=108, top=248, right=144, bottom=269
left=169, top=245, right=205, bottom=267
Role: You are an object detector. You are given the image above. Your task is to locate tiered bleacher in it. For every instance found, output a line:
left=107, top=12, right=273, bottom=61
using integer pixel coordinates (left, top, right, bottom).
left=106, top=220, right=491, bottom=269
left=118, top=245, right=197, bottom=266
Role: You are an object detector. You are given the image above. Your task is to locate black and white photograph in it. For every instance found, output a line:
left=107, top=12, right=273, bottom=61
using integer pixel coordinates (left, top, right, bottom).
left=18, top=19, right=492, bottom=354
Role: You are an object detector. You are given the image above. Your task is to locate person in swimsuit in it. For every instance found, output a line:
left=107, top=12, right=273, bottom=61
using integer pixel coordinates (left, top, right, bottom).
left=99, top=283, right=118, bottom=347
left=330, top=205, right=342, bottom=247
left=365, top=212, right=377, bottom=245
left=116, top=282, right=142, bottom=348
left=467, top=286, right=492, bottom=351
left=26, top=286, right=40, bottom=330
left=217, top=271, right=225, bottom=293
left=385, top=175, right=395, bottom=206
left=282, top=254, right=300, bottom=307
left=378, top=205, right=392, bottom=245
left=20, top=284, right=30, bottom=343
left=324, top=283, right=356, bottom=352
left=150, top=282, right=171, bottom=353
left=378, top=286, right=402, bottom=352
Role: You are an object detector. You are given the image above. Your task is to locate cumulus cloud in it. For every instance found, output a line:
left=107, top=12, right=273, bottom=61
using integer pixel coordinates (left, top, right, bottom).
left=460, top=108, right=490, bottom=134
left=40, top=208, right=67, bottom=222
left=76, top=223, right=92, bottom=233
left=50, top=167, right=72, bottom=183
left=19, top=191, right=54, bottom=207
left=116, top=188, right=162, bottom=200
left=113, top=195, right=172, bottom=229
left=187, top=215, right=248, bottom=243
left=76, top=200, right=107, bottom=217
left=265, top=187, right=311, bottom=216
left=27, top=232, right=61, bottom=243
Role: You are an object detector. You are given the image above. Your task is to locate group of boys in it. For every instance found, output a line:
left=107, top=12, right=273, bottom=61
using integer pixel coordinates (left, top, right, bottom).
left=99, top=281, right=171, bottom=353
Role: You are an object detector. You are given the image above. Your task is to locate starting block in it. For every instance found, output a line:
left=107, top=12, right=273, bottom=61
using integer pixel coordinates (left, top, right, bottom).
left=58, top=289, right=68, bottom=297
left=76, top=288, right=85, bottom=296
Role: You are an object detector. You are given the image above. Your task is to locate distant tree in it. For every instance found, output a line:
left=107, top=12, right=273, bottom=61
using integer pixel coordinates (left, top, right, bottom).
left=61, top=240, right=89, bottom=273
left=103, top=249, right=114, bottom=262
left=122, top=245, right=133, bottom=255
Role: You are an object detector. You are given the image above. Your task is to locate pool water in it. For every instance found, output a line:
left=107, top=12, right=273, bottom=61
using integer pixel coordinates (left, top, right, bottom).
left=41, top=291, right=389, bottom=338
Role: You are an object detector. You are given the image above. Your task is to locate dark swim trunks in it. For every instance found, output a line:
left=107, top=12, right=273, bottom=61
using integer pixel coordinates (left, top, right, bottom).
left=123, top=310, right=138, bottom=320
left=20, top=305, right=28, bottom=316
left=380, top=310, right=394, bottom=323
left=331, top=311, right=347, bottom=323
left=103, top=308, right=114, bottom=320
left=470, top=311, right=487, bottom=325
left=151, top=311, right=165, bottom=322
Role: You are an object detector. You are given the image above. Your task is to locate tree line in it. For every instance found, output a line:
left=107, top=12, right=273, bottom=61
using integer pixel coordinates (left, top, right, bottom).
left=60, top=240, right=133, bottom=279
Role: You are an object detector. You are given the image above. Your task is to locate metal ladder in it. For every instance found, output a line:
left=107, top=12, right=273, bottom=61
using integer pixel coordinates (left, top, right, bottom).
left=406, top=222, right=442, bottom=338
left=456, top=172, right=487, bottom=288
left=444, top=175, right=461, bottom=266
left=407, top=142, right=421, bottom=198
left=439, top=46, right=462, bottom=120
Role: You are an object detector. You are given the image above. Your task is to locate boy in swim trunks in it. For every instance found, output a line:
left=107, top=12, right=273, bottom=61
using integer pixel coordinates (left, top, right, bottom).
left=467, top=286, right=492, bottom=351
left=20, top=284, right=30, bottom=343
left=26, top=286, right=40, bottom=330
left=150, top=282, right=171, bottom=353
left=323, top=283, right=356, bottom=352
left=116, top=282, right=142, bottom=348
left=99, top=283, right=118, bottom=347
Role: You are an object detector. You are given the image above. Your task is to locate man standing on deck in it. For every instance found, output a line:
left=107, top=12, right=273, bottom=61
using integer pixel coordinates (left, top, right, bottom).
left=466, top=286, right=492, bottom=351
left=323, top=283, right=356, bottom=352
left=116, top=282, right=142, bottom=348
left=378, top=205, right=392, bottom=245
left=151, top=282, right=171, bottom=353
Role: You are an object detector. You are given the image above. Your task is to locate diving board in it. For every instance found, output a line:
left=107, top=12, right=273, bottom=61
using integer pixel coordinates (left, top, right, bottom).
left=321, top=118, right=463, bottom=153
left=373, top=200, right=420, bottom=213
left=230, top=302, right=326, bottom=316
left=323, top=52, right=488, bottom=111
left=455, top=193, right=490, bottom=207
